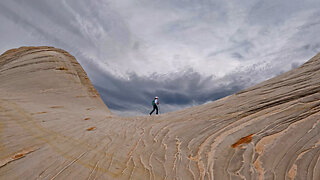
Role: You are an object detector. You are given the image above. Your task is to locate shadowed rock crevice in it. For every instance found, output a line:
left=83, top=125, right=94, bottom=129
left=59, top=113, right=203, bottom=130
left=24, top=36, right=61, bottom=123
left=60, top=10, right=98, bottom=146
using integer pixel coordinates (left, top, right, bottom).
left=0, top=47, right=320, bottom=179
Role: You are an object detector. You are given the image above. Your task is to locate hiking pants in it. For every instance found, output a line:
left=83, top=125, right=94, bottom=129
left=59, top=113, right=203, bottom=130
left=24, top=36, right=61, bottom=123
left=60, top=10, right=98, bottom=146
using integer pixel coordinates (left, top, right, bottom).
left=150, top=104, right=158, bottom=115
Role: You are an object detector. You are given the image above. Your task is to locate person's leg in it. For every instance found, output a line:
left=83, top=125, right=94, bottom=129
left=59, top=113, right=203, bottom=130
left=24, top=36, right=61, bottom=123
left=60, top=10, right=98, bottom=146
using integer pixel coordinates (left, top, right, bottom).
left=150, top=105, right=156, bottom=115
left=155, top=105, right=158, bottom=114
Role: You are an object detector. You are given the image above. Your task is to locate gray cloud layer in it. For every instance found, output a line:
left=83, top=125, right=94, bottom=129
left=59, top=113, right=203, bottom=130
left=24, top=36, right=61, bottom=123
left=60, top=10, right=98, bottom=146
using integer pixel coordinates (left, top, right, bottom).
left=1, top=0, right=320, bottom=115
left=90, top=59, right=282, bottom=115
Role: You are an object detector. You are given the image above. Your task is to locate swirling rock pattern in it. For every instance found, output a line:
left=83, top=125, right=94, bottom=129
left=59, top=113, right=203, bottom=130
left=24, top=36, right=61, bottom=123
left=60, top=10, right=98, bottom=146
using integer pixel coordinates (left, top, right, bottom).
left=0, top=47, right=319, bottom=180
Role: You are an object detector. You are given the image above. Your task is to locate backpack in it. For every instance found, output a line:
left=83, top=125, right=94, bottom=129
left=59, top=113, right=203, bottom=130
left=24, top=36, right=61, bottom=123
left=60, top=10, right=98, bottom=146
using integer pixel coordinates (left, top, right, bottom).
left=152, top=99, right=155, bottom=105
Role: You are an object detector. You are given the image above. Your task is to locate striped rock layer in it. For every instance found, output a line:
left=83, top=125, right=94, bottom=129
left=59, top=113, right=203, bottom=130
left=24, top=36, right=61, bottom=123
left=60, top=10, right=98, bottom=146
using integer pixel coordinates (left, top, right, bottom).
left=0, top=46, right=320, bottom=180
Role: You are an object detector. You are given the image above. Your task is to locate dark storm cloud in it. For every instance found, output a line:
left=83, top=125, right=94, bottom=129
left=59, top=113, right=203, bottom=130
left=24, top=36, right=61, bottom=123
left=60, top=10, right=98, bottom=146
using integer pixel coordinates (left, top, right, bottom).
left=91, top=67, right=250, bottom=115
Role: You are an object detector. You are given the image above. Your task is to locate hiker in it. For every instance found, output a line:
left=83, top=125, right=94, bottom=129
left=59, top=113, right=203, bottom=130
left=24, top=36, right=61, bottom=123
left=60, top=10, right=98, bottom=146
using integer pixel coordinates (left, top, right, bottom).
left=149, top=96, right=159, bottom=115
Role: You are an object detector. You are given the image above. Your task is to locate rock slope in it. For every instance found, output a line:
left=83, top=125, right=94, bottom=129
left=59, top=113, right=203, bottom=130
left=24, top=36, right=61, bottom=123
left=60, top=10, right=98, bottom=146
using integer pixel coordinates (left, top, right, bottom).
left=0, top=46, right=319, bottom=180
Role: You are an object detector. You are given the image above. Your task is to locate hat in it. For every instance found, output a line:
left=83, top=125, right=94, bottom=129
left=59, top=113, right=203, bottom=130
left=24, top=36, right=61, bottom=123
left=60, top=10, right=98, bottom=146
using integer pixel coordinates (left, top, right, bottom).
left=155, top=96, right=158, bottom=99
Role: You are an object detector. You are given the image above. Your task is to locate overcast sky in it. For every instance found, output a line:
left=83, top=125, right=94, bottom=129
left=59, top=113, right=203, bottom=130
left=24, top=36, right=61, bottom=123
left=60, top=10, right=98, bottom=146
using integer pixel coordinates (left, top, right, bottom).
left=1, top=0, right=320, bottom=115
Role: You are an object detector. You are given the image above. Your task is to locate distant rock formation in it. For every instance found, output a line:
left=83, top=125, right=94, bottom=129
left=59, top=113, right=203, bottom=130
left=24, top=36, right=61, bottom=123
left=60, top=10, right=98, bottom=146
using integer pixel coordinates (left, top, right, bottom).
left=0, top=46, right=319, bottom=180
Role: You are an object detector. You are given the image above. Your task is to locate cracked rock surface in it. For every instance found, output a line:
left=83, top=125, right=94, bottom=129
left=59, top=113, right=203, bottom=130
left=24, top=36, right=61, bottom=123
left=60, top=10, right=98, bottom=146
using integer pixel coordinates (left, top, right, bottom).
left=0, top=46, right=320, bottom=180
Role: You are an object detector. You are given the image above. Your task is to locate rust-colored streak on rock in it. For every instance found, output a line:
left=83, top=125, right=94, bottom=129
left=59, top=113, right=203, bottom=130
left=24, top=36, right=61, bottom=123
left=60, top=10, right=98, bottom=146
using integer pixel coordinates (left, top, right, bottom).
left=84, top=117, right=90, bottom=120
left=0, top=147, right=38, bottom=168
left=55, top=66, right=68, bottom=71
left=231, top=134, right=254, bottom=148
left=50, top=106, right=64, bottom=109
left=31, top=111, right=47, bottom=115
left=86, top=127, right=96, bottom=131
left=13, top=154, right=25, bottom=159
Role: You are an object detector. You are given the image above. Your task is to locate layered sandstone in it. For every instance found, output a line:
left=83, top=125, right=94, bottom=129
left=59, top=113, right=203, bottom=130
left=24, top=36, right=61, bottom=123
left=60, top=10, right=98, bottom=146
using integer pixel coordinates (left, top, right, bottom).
left=0, top=47, right=319, bottom=180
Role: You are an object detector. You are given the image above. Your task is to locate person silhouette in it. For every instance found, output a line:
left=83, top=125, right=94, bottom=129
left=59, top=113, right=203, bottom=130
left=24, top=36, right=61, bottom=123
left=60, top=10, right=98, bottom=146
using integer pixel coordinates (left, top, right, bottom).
left=149, top=96, right=159, bottom=115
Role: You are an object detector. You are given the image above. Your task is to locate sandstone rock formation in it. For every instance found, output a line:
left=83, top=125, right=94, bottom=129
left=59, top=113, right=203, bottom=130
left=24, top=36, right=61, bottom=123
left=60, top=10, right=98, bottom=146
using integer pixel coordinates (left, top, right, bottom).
left=0, top=46, right=319, bottom=180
